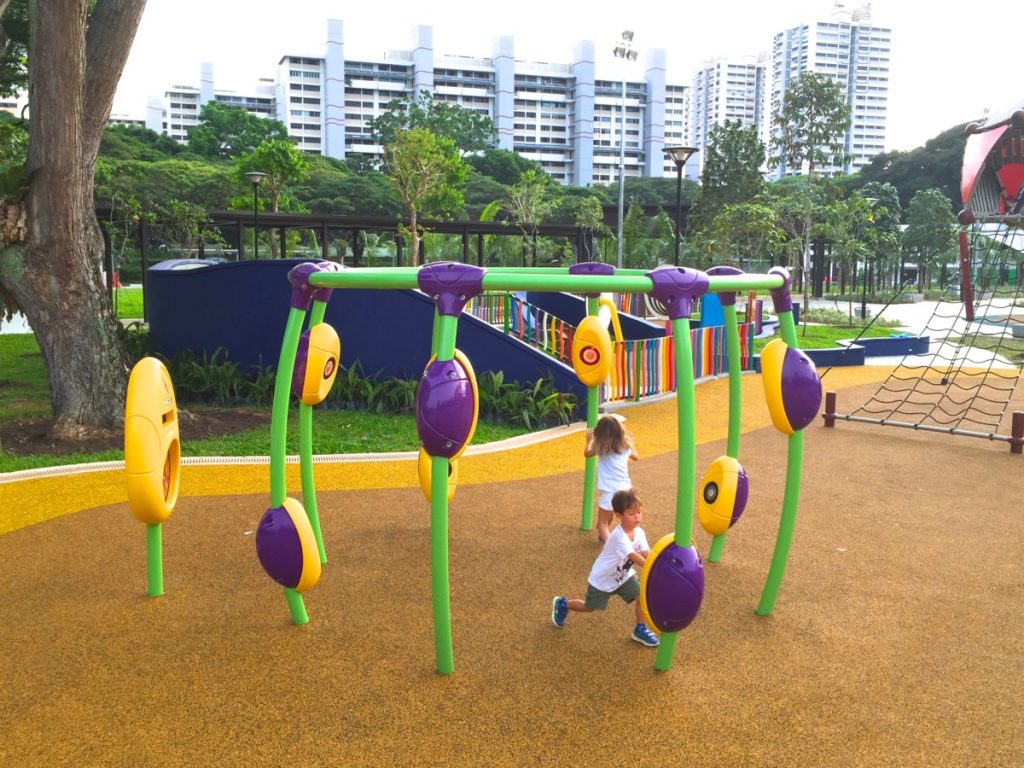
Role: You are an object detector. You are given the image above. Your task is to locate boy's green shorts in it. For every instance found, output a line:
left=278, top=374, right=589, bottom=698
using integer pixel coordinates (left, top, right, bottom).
left=584, top=574, right=640, bottom=610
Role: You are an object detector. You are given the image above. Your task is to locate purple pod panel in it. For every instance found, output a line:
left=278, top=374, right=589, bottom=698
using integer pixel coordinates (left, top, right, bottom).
left=291, top=330, right=311, bottom=400
left=732, top=466, right=750, bottom=527
left=645, top=543, right=704, bottom=633
left=416, top=358, right=475, bottom=458
left=255, top=506, right=303, bottom=590
left=780, top=346, right=822, bottom=432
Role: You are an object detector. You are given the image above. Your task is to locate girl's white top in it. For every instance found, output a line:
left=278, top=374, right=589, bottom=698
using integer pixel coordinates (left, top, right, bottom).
left=596, top=447, right=632, bottom=492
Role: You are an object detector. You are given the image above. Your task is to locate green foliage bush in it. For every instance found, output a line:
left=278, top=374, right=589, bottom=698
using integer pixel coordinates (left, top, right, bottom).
left=137, top=341, right=578, bottom=429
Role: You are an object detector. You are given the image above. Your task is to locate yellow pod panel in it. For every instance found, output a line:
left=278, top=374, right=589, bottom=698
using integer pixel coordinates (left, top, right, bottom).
left=124, top=357, right=180, bottom=524
left=571, top=316, right=613, bottom=387
left=417, top=447, right=458, bottom=502
left=697, top=456, right=749, bottom=537
left=301, top=322, right=341, bottom=406
left=282, top=498, right=322, bottom=593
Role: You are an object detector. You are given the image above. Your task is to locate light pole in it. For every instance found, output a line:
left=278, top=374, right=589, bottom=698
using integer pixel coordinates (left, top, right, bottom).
left=663, top=146, right=698, bottom=267
left=613, top=30, right=638, bottom=269
left=244, top=171, right=267, bottom=260
left=861, top=197, right=878, bottom=320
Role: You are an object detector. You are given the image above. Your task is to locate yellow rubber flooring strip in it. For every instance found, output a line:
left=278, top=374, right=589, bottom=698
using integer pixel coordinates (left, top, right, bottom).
left=0, top=365, right=891, bottom=536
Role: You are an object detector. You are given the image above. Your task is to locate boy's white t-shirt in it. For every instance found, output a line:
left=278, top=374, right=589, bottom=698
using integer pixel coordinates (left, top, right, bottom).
left=596, top=447, right=632, bottom=492
left=587, top=525, right=650, bottom=593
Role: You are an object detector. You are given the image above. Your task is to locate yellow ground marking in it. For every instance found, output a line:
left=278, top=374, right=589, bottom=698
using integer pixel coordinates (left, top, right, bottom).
left=0, top=365, right=891, bottom=536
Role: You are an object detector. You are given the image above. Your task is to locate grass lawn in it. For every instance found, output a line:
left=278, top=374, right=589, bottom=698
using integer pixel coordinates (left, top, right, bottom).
left=0, top=315, right=908, bottom=473
left=0, top=332, right=530, bottom=473
left=113, top=286, right=143, bottom=319
left=753, top=322, right=899, bottom=354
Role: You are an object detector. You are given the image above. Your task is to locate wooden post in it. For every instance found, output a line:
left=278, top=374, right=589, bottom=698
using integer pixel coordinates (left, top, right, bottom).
left=1011, top=411, right=1024, bottom=454
left=823, top=391, right=837, bottom=428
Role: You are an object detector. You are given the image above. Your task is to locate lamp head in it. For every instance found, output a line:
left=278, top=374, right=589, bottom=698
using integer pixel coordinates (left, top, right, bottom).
left=664, top=146, right=699, bottom=167
left=244, top=170, right=268, bottom=187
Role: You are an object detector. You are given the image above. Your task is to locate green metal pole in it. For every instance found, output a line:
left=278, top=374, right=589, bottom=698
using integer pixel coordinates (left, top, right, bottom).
left=429, top=312, right=459, bottom=675
left=270, top=307, right=306, bottom=507
left=146, top=523, right=163, bottom=597
left=308, top=268, right=784, bottom=297
left=269, top=306, right=309, bottom=622
left=285, top=587, right=309, bottom=625
left=708, top=303, right=743, bottom=563
left=654, top=316, right=697, bottom=673
left=300, top=301, right=328, bottom=564
left=581, top=296, right=600, bottom=531
left=757, top=309, right=803, bottom=616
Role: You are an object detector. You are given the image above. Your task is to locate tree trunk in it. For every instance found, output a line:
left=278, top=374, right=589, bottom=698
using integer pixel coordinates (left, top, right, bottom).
left=0, top=0, right=147, bottom=438
left=408, top=208, right=419, bottom=267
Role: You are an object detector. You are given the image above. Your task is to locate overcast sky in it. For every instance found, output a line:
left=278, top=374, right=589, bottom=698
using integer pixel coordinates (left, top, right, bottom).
left=114, top=0, right=1010, bottom=153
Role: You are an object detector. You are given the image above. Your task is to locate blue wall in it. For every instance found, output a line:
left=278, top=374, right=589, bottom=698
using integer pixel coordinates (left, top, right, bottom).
left=147, top=259, right=589, bottom=404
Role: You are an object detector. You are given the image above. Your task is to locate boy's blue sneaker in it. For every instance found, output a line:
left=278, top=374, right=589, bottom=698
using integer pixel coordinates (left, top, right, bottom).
left=631, top=623, right=659, bottom=647
left=551, top=596, right=568, bottom=628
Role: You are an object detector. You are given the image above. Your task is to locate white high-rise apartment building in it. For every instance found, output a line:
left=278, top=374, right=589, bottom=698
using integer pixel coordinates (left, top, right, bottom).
left=140, top=8, right=892, bottom=184
left=146, top=63, right=275, bottom=143
left=146, top=20, right=690, bottom=187
left=769, top=2, right=891, bottom=178
left=688, top=55, right=767, bottom=180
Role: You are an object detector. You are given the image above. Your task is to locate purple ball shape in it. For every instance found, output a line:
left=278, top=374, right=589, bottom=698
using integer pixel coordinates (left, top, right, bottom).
left=644, top=543, right=704, bottom=633
left=781, top=345, right=823, bottom=432
left=732, top=466, right=750, bottom=527
left=255, top=506, right=304, bottom=589
left=291, top=330, right=311, bottom=400
left=416, top=358, right=475, bottom=458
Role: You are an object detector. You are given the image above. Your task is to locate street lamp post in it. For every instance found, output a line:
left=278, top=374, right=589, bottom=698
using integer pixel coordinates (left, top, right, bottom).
left=244, top=171, right=268, bottom=260
left=663, top=146, right=698, bottom=267
left=613, top=30, right=638, bottom=269
left=861, top=197, right=878, bottom=320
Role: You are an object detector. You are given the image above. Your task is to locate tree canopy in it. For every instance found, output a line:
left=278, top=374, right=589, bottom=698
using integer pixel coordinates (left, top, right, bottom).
left=187, top=102, right=290, bottom=159
left=772, top=71, right=851, bottom=177
left=369, top=92, right=496, bottom=154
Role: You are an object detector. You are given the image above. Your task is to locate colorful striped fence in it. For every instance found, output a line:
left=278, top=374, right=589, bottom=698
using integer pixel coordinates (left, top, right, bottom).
left=466, top=292, right=755, bottom=404
left=601, top=322, right=755, bottom=402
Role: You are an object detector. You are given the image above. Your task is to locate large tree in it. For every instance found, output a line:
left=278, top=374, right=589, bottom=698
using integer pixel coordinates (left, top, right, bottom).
left=0, top=0, right=147, bottom=438
left=772, top=71, right=852, bottom=316
left=384, top=128, right=468, bottom=267
left=903, top=188, right=959, bottom=292
left=690, top=120, right=767, bottom=234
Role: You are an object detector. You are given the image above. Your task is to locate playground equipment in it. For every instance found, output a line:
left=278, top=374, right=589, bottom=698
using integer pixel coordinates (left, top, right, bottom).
left=264, top=261, right=821, bottom=674
left=826, top=102, right=1024, bottom=452
left=124, top=357, right=181, bottom=597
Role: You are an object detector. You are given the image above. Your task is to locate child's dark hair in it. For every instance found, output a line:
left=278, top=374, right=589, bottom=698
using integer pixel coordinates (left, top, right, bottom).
left=611, top=488, right=640, bottom=515
left=592, top=414, right=629, bottom=455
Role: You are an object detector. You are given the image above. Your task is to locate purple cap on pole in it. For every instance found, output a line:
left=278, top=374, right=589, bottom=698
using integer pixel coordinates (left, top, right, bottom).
left=569, top=261, right=614, bottom=298
left=416, top=358, right=476, bottom=458
left=768, top=266, right=794, bottom=314
left=644, top=541, right=704, bottom=633
left=417, top=262, right=485, bottom=316
left=255, top=506, right=304, bottom=589
left=646, top=265, right=709, bottom=320
left=288, top=262, right=323, bottom=311
left=706, top=264, right=744, bottom=307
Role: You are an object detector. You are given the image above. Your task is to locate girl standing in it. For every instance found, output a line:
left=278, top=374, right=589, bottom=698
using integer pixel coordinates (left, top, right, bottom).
left=584, top=414, right=639, bottom=543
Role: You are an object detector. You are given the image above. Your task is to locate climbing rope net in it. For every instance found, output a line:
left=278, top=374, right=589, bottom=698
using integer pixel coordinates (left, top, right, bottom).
left=839, top=217, right=1024, bottom=441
